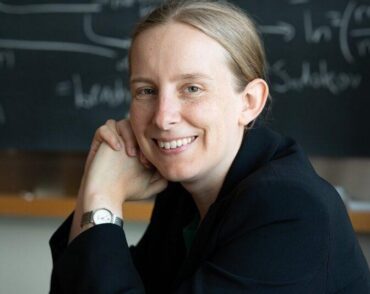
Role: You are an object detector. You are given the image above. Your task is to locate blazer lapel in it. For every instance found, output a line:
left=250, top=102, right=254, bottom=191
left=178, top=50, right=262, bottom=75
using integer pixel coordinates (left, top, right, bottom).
left=172, top=124, right=290, bottom=288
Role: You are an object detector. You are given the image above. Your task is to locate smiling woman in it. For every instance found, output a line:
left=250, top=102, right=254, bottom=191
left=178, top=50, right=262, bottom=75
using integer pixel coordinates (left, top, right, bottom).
left=49, top=1, right=370, bottom=293
left=129, top=21, right=267, bottom=209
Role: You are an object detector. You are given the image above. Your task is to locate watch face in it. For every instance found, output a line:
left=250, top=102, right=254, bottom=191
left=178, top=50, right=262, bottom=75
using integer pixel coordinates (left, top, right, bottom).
left=93, top=209, right=113, bottom=224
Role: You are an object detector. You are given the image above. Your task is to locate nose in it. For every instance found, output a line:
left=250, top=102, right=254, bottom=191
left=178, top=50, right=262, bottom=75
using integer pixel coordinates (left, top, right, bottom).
left=153, top=91, right=181, bottom=130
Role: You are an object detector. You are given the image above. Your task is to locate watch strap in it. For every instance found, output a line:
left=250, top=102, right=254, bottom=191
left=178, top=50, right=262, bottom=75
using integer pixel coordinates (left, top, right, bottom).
left=112, top=215, right=124, bottom=227
left=81, top=211, right=93, bottom=227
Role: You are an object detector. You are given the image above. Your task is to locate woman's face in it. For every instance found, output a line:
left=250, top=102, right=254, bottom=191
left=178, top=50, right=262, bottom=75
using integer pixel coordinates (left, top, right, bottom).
left=129, top=22, right=247, bottom=185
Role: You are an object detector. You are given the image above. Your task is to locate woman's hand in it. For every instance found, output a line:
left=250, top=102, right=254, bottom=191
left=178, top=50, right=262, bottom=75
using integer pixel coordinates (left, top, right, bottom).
left=69, top=119, right=167, bottom=242
left=84, top=119, right=152, bottom=173
left=84, top=119, right=164, bottom=203
left=84, top=140, right=167, bottom=206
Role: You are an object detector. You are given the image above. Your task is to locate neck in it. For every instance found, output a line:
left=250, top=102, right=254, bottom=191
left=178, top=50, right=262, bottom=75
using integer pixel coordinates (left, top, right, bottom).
left=181, top=131, right=244, bottom=221
left=182, top=175, right=225, bottom=220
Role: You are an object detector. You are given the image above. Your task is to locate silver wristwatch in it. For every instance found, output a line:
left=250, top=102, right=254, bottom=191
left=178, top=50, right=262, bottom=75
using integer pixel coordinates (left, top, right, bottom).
left=81, top=208, right=123, bottom=228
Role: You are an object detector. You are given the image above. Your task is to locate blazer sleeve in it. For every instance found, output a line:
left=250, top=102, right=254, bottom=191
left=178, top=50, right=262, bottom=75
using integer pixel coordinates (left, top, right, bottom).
left=49, top=218, right=144, bottom=294
left=49, top=193, right=167, bottom=294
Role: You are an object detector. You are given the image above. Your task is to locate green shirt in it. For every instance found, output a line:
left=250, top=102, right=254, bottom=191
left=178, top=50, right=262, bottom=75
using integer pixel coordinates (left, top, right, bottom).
left=182, top=215, right=200, bottom=254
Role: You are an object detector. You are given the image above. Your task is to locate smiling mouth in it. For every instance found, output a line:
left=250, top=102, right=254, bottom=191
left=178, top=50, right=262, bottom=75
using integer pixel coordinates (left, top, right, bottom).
left=155, top=136, right=197, bottom=150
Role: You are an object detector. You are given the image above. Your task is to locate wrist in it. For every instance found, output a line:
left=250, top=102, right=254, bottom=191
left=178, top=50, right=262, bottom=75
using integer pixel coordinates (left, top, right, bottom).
left=82, top=193, right=123, bottom=219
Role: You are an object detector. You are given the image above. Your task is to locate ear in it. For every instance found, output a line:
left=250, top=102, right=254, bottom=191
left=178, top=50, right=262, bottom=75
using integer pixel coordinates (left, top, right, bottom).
left=238, top=78, right=269, bottom=127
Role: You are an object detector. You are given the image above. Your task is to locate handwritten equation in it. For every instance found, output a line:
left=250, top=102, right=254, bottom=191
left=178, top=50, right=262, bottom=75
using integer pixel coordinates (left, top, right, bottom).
left=0, top=0, right=369, bottom=153
left=259, top=1, right=370, bottom=64
left=0, top=0, right=369, bottom=111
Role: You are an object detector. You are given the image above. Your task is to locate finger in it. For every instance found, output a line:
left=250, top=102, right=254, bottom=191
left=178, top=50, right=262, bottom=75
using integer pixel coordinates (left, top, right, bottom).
left=116, top=120, right=139, bottom=157
left=146, top=177, right=168, bottom=197
left=149, top=171, right=163, bottom=184
left=85, top=121, right=120, bottom=172
left=84, top=142, right=97, bottom=172
left=139, top=151, right=153, bottom=169
left=96, top=122, right=122, bottom=151
left=84, top=134, right=103, bottom=172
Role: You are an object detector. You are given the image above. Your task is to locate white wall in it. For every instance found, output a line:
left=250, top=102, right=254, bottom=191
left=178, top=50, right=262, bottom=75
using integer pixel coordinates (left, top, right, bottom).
left=0, top=217, right=148, bottom=294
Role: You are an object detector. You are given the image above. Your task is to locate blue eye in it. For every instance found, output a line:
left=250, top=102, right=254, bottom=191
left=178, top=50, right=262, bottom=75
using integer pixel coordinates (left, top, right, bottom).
left=186, top=86, right=200, bottom=93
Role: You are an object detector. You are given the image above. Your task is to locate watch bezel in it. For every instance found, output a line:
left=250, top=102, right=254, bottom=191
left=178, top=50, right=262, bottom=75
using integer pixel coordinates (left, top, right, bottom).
left=92, top=208, right=113, bottom=225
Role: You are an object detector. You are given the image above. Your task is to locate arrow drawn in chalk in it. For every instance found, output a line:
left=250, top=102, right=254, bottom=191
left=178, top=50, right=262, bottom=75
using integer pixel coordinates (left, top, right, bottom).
left=259, top=22, right=296, bottom=42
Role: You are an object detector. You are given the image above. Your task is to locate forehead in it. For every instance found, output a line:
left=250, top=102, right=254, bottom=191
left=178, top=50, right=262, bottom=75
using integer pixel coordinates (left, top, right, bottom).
left=130, top=22, right=231, bottom=81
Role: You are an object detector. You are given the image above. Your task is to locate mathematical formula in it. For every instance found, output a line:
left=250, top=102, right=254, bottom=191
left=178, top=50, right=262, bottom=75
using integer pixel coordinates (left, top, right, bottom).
left=0, top=0, right=369, bottom=153
left=0, top=1, right=368, bottom=92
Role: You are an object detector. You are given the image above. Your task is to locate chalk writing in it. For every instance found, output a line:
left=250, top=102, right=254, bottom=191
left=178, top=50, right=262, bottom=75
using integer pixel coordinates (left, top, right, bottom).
left=271, top=60, right=362, bottom=95
left=136, top=0, right=163, bottom=17
left=0, top=103, right=5, bottom=124
left=0, top=39, right=116, bottom=58
left=0, top=0, right=369, bottom=153
left=304, top=10, right=332, bottom=43
left=116, top=55, right=129, bottom=72
left=0, top=50, right=15, bottom=69
left=56, top=74, right=131, bottom=109
left=95, top=0, right=135, bottom=9
left=290, top=0, right=309, bottom=4
left=354, top=4, right=370, bottom=23
left=259, top=1, right=370, bottom=63
left=325, top=1, right=370, bottom=63
left=358, top=39, right=370, bottom=56
left=94, top=0, right=162, bottom=13
left=259, top=22, right=295, bottom=42
left=83, top=15, right=131, bottom=49
left=0, top=3, right=102, bottom=14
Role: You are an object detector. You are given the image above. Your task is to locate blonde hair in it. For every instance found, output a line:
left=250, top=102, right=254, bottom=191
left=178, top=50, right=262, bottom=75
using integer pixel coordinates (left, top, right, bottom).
left=129, top=0, right=271, bottom=119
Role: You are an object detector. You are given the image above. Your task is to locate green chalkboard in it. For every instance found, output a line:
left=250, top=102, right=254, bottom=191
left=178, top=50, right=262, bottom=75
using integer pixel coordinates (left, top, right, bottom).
left=0, top=0, right=369, bottom=156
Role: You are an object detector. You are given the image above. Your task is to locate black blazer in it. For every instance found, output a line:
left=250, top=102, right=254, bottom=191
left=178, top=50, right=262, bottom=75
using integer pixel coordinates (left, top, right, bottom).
left=50, top=125, right=370, bottom=293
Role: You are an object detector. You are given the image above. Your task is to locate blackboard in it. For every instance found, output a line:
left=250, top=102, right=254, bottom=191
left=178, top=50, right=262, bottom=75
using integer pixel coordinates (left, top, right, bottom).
left=0, top=0, right=369, bottom=156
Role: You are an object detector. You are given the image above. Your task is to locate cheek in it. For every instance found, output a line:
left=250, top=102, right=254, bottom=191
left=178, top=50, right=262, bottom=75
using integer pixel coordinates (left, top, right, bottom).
left=130, top=103, right=151, bottom=134
left=201, top=103, right=241, bottom=147
left=194, top=101, right=230, bottom=133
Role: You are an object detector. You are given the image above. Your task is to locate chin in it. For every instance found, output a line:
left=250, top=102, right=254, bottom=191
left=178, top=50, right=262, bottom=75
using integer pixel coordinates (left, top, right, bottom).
left=156, top=164, right=198, bottom=183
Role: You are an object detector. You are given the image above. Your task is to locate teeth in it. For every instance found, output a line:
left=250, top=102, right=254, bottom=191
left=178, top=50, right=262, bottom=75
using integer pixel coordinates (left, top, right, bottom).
left=157, top=137, right=195, bottom=149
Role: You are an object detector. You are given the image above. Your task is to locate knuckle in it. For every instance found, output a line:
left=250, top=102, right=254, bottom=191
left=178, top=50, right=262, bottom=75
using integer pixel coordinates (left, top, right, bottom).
left=96, top=125, right=107, bottom=135
left=105, top=119, right=116, bottom=125
left=119, top=120, right=130, bottom=131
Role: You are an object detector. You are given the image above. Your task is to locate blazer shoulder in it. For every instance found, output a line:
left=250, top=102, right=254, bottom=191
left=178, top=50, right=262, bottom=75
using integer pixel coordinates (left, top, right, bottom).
left=218, top=166, right=333, bottom=241
left=213, top=172, right=331, bottom=284
left=240, top=166, right=330, bottom=214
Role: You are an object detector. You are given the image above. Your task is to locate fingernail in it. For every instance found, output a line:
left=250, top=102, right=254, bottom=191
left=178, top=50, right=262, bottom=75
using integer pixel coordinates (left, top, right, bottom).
left=115, top=142, right=122, bottom=150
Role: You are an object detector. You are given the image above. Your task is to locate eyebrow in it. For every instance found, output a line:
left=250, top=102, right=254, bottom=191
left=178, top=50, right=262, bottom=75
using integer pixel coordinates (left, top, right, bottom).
left=130, top=72, right=213, bottom=85
left=173, top=73, right=213, bottom=82
left=130, top=77, right=154, bottom=85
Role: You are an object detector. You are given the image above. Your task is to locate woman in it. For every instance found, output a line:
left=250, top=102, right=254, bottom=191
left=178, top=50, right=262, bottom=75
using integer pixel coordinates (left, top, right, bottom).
left=49, top=1, right=370, bottom=293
